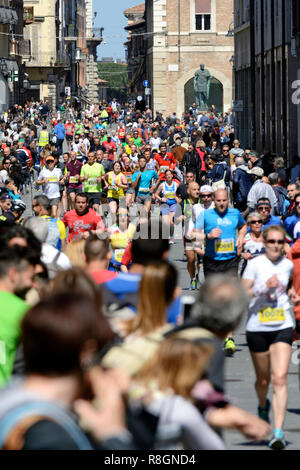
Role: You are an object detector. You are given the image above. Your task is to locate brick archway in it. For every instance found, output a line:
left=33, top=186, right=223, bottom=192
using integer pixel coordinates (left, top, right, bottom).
left=176, top=66, right=232, bottom=117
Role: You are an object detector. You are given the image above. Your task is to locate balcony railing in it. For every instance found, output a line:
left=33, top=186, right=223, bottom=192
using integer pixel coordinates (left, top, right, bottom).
left=86, top=27, right=103, bottom=43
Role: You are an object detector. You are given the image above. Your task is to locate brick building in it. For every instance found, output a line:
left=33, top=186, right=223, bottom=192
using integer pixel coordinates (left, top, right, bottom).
left=234, top=0, right=300, bottom=160
left=145, top=0, right=234, bottom=117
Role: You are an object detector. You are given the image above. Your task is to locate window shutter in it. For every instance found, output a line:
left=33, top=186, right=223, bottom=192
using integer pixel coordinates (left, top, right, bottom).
left=195, top=0, right=211, bottom=14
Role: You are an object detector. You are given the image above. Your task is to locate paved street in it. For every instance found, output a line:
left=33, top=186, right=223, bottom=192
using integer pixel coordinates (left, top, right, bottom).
left=24, top=167, right=300, bottom=451
left=169, top=238, right=300, bottom=451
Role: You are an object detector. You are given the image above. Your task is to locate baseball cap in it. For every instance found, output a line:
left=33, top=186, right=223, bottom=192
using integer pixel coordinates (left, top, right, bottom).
left=200, top=185, right=213, bottom=194
left=247, top=167, right=264, bottom=177
left=46, top=156, right=55, bottom=162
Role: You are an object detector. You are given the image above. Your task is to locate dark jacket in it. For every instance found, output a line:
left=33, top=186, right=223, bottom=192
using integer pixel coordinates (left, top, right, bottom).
left=207, top=161, right=231, bottom=187
left=232, top=165, right=253, bottom=211
left=181, top=151, right=201, bottom=175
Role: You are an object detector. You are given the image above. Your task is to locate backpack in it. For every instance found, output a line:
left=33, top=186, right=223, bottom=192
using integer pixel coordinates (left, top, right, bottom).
left=45, top=218, right=61, bottom=250
left=273, top=186, right=289, bottom=216
left=0, top=399, right=93, bottom=450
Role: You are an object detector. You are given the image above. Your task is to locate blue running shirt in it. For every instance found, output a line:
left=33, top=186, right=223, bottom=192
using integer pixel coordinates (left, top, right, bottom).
left=132, top=170, right=158, bottom=196
left=195, top=208, right=245, bottom=260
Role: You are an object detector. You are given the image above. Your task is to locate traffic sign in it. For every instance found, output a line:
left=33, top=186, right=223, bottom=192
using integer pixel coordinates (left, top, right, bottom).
left=65, top=86, right=71, bottom=97
left=143, top=80, right=149, bottom=87
left=8, top=70, right=18, bottom=82
left=137, top=96, right=143, bottom=102
left=232, top=100, right=243, bottom=112
left=145, top=87, right=151, bottom=96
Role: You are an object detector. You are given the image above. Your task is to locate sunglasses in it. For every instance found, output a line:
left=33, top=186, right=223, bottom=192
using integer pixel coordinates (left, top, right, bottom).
left=201, top=194, right=212, bottom=198
left=266, top=239, right=285, bottom=245
left=295, top=202, right=300, bottom=206
left=250, top=220, right=263, bottom=225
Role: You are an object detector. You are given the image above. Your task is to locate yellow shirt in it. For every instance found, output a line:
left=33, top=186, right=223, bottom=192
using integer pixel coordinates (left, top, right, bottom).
left=107, top=172, right=125, bottom=199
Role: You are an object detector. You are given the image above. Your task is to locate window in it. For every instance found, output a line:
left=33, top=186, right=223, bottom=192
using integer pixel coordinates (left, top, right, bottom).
left=195, top=0, right=211, bottom=31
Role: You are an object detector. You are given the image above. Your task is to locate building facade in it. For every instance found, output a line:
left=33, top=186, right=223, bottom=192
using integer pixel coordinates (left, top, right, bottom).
left=85, top=0, right=102, bottom=104
left=0, top=0, right=21, bottom=112
left=22, top=0, right=70, bottom=109
left=124, top=3, right=146, bottom=100
left=145, top=0, right=234, bottom=117
left=234, top=0, right=300, bottom=159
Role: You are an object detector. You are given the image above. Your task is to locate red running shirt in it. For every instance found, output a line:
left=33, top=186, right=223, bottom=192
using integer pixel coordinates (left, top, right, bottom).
left=62, top=209, right=105, bottom=242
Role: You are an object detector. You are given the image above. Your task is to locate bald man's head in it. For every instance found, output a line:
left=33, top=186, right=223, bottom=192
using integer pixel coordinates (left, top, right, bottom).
left=187, top=182, right=200, bottom=200
left=214, top=189, right=228, bottom=214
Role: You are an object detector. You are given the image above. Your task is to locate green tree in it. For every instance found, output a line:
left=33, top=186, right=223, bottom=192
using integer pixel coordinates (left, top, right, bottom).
left=98, top=62, right=128, bottom=103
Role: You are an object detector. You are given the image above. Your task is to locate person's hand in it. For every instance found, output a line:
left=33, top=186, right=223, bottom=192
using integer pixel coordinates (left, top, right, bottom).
left=266, top=275, right=279, bottom=289
left=74, top=367, right=128, bottom=442
left=236, top=234, right=245, bottom=251
left=44, top=178, right=49, bottom=184
left=242, top=252, right=253, bottom=260
left=289, top=287, right=300, bottom=305
left=238, top=414, right=271, bottom=441
left=161, top=197, right=167, bottom=203
left=84, top=174, right=88, bottom=180
left=82, top=231, right=91, bottom=240
left=208, top=228, right=222, bottom=239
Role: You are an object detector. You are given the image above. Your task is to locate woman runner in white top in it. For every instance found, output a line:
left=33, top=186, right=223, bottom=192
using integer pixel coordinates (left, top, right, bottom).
left=240, top=212, right=265, bottom=275
left=242, top=225, right=294, bottom=450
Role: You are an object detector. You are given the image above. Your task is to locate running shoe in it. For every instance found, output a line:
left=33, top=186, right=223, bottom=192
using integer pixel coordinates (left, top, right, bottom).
left=189, top=279, right=197, bottom=290
left=258, top=398, right=270, bottom=423
left=169, top=237, right=174, bottom=245
left=224, top=337, right=235, bottom=357
left=268, top=429, right=286, bottom=450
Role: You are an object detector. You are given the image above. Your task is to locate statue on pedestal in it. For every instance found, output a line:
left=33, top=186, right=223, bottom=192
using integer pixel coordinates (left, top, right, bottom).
left=194, top=64, right=211, bottom=110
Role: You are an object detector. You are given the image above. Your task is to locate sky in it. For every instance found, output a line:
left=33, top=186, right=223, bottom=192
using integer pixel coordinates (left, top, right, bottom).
left=93, top=0, right=141, bottom=61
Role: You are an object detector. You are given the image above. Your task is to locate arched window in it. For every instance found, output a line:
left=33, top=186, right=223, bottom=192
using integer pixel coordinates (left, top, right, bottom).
left=195, top=0, right=211, bottom=31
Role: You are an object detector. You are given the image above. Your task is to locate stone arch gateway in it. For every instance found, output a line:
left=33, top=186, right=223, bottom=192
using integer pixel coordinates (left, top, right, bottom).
left=177, top=66, right=232, bottom=118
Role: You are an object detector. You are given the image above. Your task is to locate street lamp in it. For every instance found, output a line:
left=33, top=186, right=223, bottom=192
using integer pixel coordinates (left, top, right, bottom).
left=226, top=21, right=235, bottom=37
left=0, top=58, right=8, bottom=75
left=229, top=55, right=235, bottom=67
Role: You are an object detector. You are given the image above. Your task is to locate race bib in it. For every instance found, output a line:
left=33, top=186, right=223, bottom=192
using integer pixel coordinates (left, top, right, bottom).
left=88, top=178, right=97, bottom=186
left=165, top=192, right=175, bottom=199
left=139, top=187, right=149, bottom=193
left=48, top=176, right=59, bottom=183
left=215, top=238, right=234, bottom=253
left=109, top=185, right=118, bottom=191
left=258, top=307, right=285, bottom=324
left=115, top=249, right=125, bottom=262
left=69, top=176, right=79, bottom=183
left=160, top=166, right=169, bottom=174
left=126, top=175, right=132, bottom=183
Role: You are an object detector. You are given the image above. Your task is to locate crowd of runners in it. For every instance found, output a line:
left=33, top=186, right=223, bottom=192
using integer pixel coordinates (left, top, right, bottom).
left=0, top=99, right=300, bottom=450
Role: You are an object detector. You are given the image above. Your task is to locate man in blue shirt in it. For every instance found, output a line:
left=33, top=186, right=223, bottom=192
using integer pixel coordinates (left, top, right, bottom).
left=284, top=193, right=300, bottom=242
left=193, top=188, right=247, bottom=356
left=194, top=189, right=247, bottom=278
left=132, top=156, right=158, bottom=214
left=255, top=198, right=282, bottom=231
left=54, top=120, right=66, bottom=156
